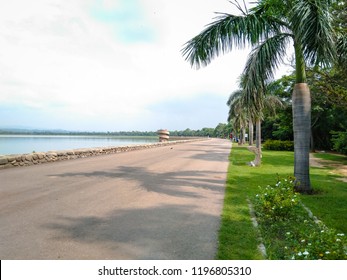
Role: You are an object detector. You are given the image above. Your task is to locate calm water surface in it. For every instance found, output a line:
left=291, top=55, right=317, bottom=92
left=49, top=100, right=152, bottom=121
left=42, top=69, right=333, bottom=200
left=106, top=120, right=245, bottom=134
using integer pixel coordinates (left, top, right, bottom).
left=0, top=135, right=158, bottom=155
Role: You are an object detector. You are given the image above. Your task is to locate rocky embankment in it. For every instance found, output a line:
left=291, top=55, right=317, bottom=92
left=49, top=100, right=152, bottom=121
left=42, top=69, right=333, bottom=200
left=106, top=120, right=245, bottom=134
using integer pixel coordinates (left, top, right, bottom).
left=0, top=139, right=205, bottom=170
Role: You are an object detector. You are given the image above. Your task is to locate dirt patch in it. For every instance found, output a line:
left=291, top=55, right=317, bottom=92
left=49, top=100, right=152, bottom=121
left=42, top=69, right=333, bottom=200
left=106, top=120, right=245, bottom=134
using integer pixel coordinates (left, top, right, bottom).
left=310, top=153, right=347, bottom=182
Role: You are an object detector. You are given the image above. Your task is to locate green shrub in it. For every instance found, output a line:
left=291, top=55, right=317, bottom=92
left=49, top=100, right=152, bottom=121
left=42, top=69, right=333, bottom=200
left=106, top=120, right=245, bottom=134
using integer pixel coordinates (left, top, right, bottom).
left=254, top=178, right=299, bottom=221
left=252, top=177, right=347, bottom=260
left=331, top=131, right=347, bottom=155
left=263, top=140, right=294, bottom=151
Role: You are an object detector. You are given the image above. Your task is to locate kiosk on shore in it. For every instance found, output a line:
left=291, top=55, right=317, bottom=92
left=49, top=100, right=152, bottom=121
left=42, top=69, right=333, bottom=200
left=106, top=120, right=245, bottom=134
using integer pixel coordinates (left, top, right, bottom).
left=157, top=129, right=170, bottom=142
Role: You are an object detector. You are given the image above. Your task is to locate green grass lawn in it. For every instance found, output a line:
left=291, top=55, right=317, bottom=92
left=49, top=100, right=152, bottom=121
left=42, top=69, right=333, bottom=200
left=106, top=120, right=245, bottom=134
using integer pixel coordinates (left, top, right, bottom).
left=217, top=146, right=347, bottom=259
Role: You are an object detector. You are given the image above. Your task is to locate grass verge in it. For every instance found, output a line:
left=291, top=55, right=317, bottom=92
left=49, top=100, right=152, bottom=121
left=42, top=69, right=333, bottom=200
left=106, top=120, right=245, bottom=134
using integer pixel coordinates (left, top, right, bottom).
left=217, top=146, right=347, bottom=259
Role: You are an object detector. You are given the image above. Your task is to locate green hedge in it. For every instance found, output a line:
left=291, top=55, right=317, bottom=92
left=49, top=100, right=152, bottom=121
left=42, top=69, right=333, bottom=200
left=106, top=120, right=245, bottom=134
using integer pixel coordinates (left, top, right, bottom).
left=331, top=131, right=347, bottom=155
left=263, top=140, right=294, bottom=151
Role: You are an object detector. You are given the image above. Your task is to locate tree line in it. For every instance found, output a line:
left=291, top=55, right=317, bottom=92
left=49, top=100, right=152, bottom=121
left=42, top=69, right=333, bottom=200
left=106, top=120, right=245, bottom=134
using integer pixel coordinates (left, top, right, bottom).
left=0, top=124, right=232, bottom=138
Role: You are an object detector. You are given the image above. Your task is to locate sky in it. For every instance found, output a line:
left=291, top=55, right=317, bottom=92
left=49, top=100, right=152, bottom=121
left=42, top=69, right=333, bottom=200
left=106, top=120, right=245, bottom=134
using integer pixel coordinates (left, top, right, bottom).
left=0, top=0, right=290, bottom=132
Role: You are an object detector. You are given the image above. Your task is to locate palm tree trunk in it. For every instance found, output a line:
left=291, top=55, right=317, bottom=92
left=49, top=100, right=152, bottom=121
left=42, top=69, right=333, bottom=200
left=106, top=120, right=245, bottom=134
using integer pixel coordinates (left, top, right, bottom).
left=249, top=119, right=254, bottom=146
left=256, top=118, right=261, bottom=150
left=242, top=126, right=246, bottom=145
left=293, top=41, right=312, bottom=193
left=293, top=83, right=312, bottom=193
left=254, top=118, right=262, bottom=165
left=247, top=118, right=262, bottom=166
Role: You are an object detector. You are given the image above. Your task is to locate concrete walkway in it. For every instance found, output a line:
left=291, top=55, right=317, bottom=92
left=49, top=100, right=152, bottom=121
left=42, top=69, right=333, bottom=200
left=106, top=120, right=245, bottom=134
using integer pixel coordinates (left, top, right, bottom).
left=0, top=138, right=231, bottom=260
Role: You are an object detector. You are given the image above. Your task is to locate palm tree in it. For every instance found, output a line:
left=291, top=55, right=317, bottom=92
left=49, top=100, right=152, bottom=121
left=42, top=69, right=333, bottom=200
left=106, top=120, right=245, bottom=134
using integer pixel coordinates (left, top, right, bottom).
left=228, top=85, right=284, bottom=166
left=227, top=90, right=248, bottom=145
left=182, top=0, right=338, bottom=193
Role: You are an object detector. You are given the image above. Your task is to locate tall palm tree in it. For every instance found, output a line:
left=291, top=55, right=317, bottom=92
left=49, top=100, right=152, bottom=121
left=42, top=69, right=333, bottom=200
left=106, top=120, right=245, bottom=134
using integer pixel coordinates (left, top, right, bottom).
left=182, top=0, right=338, bottom=193
left=227, top=90, right=248, bottom=145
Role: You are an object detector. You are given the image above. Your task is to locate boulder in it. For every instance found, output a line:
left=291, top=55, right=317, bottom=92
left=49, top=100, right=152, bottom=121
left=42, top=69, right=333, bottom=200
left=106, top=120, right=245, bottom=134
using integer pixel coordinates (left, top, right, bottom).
left=0, top=157, right=8, bottom=165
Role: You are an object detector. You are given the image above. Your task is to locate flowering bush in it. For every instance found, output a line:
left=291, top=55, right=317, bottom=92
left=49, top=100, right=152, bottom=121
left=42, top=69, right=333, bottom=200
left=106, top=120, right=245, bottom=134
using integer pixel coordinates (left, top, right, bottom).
left=254, top=177, right=299, bottom=220
left=284, top=224, right=347, bottom=260
left=252, top=177, right=347, bottom=260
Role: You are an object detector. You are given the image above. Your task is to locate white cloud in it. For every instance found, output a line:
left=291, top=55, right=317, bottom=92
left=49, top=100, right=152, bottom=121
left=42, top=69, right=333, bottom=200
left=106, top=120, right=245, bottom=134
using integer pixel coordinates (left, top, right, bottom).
left=0, top=0, right=255, bottom=131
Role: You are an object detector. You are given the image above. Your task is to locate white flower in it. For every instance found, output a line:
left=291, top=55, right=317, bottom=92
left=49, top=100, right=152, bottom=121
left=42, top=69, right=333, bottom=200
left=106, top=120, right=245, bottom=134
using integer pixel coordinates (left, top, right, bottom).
left=297, top=252, right=302, bottom=256
left=286, top=232, right=291, bottom=235
left=301, top=239, right=306, bottom=243
left=321, top=230, right=325, bottom=233
left=292, top=199, right=295, bottom=202
left=291, top=255, right=295, bottom=260
left=336, top=238, right=341, bottom=242
left=308, top=243, right=312, bottom=246
left=303, top=250, right=309, bottom=256
left=337, top=233, right=345, bottom=236
left=325, top=251, right=330, bottom=254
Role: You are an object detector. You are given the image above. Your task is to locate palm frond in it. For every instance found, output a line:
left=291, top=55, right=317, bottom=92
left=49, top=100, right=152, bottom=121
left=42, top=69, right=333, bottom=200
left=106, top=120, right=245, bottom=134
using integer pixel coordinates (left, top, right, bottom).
left=290, top=0, right=336, bottom=66
left=181, top=11, right=284, bottom=69
left=227, top=89, right=243, bottom=106
left=227, top=89, right=249, bottom=125
left=242, top=33, right=292, bottom=97
left=262, top=94, right=285, bottom=115
left=337, top=34, right=347, bottom=66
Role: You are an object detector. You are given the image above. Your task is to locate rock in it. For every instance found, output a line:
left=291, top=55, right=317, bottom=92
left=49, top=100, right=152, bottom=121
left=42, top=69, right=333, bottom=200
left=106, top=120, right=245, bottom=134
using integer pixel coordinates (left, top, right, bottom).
left=0, top=157, right=9, bottom=165
left=25, top=155, right=33, bottom=161
left=37, top=153, right=45, bottom=159
left=46, top=152, right=57, bottom=158
left=7, top=156, right=16, bottom=162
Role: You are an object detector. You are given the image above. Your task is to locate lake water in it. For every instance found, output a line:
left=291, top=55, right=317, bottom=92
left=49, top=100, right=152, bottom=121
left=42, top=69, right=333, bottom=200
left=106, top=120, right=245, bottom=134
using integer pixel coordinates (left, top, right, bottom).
left=0, top=135, right=158, bottom=155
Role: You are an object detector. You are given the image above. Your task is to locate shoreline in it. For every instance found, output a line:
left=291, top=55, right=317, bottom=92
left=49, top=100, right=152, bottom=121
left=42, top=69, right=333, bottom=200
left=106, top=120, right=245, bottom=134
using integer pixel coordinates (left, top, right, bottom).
left=0, top=138, right=207, bottom=170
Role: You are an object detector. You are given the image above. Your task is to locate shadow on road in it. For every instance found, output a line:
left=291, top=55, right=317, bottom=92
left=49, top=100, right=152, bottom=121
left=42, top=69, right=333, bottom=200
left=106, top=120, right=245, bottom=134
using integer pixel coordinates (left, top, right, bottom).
left=49, top=166, right=226, bottom=199
left=42, top=204, right=220, bottom=259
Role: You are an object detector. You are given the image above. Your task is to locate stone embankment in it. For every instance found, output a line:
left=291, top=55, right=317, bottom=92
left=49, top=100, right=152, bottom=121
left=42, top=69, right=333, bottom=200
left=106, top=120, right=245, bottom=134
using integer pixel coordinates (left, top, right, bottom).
left=0, top=139, right=205, bottom=170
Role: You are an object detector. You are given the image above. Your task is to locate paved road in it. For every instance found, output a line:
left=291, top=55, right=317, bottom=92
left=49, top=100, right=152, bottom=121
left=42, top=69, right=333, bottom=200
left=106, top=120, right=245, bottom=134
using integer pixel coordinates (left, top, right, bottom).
left=0, top=138, right=231, bottom=260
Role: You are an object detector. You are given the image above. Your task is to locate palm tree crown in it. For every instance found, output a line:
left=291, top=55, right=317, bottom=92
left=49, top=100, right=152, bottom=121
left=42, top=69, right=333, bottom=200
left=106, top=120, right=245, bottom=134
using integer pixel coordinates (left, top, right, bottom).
left=182, top=0, right=339, bottom=192
left=182, top=0, right=336, bottom=87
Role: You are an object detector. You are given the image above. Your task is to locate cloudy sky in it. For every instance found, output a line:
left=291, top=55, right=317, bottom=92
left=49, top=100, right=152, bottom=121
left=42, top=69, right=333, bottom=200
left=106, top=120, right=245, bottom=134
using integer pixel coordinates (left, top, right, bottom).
left=0, top=0, right=288, bottom=132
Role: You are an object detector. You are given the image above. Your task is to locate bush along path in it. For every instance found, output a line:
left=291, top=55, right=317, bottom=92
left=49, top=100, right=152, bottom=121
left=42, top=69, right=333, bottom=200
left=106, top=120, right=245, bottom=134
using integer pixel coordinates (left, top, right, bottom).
left=251, top=178, right=347, bottom=260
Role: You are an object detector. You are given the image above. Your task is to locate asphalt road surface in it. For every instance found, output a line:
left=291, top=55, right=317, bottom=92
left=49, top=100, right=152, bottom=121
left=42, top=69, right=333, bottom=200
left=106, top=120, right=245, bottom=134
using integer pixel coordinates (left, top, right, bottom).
left=0, top=138, right=232, bottom=260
